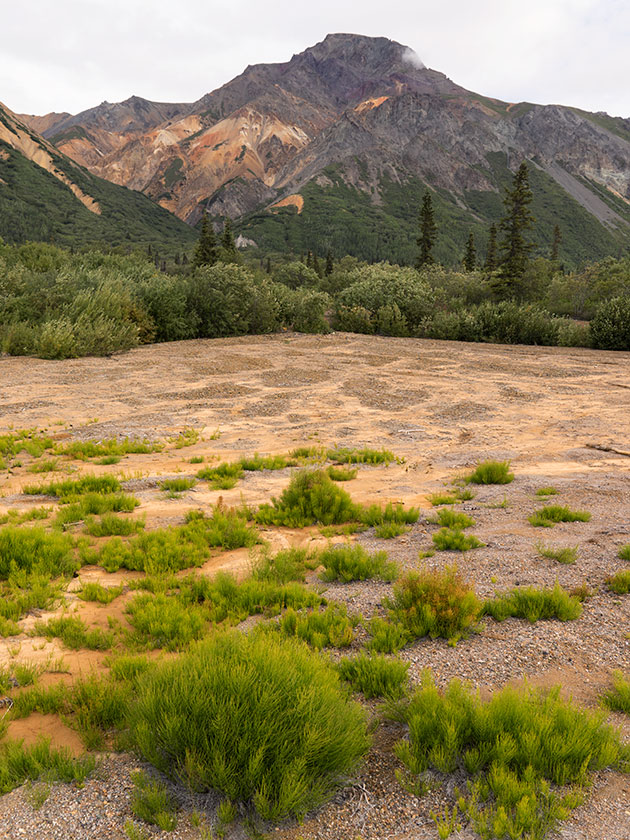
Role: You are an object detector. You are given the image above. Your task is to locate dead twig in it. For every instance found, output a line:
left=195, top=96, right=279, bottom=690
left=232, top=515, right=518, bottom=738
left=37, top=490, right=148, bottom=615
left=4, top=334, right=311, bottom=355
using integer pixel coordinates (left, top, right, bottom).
left=585, top=443, right=630, bottom=458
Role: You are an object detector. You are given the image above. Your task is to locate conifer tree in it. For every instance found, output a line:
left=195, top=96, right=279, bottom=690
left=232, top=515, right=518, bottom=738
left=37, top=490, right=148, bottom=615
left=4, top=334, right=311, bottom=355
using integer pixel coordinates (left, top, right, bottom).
left=497, top=162, right=535, bottom=291
left=463, top=232, right=476, bottom=271
left=193, top=214, right=218, bottom=268
left=221, top=218, right=236, bottom=255
left=313, top=252, right=322, bottom=278
left=325, top=249, right=334, bottom=276
left=551, top=224, right=562, bottom=261
left=266, top=257, right=271, bottom=274
left=485, top=224, right=498, bottom=271
left=415, top=190, right=437, bottom=269
left=306, top=251, right=313, bottom=268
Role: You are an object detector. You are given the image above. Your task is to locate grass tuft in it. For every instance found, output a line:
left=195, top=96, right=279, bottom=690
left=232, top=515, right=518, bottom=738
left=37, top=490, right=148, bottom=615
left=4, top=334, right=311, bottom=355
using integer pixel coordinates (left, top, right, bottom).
left=465, top=460, right=514, bottom=485
left=432, top=528, right=483, bottom=552
left=337, top=653, right=409, bottom=699
left=483, top=582, right=583, bottom=623
left=528, top=505, right=591, bottom=527
left=318, top=543, right=398, bottom=582
left=256, top=469, right=359, bottom=528
left=535, top=543, right=578, bottom=564
left=607, top=570, right=630, bottom=594
left=601, top=671, right=630, bottom=715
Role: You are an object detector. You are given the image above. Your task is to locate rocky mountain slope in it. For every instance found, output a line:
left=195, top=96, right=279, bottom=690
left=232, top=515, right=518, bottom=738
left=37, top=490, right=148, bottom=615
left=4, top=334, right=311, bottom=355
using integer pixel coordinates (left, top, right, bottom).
left=17, top=34, right=630, bottom=263
left=0, top=102, right=195, bottom=249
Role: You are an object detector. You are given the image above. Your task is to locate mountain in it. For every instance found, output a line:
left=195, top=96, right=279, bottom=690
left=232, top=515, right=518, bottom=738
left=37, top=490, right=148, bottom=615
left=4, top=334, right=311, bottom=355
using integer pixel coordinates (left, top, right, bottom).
left=0, top=102, right=195, bottom=249
left=17, top=35, right=630, bottom=264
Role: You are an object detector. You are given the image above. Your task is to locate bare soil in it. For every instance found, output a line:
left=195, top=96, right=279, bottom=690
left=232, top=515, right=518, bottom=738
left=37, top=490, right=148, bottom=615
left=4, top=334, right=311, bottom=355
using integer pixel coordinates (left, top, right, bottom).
left=1, top=332, right=630, bottom=840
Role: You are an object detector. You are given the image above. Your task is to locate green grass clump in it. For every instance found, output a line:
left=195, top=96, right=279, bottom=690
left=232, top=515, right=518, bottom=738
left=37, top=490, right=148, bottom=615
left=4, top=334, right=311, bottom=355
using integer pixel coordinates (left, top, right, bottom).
left=361, top=502, right=419, bottom=527
left=374, top=522, right=410, bottom=539
left=536, top=486, right=559, bottom=496
left=607, top=570, right=630, bottom=594
left=391, top=673, right=629, bottom=840
left=0, top=739, right=95, bottom=794
left=601, top=671, right=630, bottom=715
left=77, top=582, right=124, bottom=604
left=318, top=543, right=398, bottom=582
left=251, top=547, right=316, bottom=584
left=327, top=447, right=395, bottom=465
left=84, top=513, right=145, bottom=537
left=0, top=526, right=76, bottom=578
left=326, top=465, right=358, bottom=481
left=188, top=455, right=204, bottom=464
left=126, top=594, right=206, bottom=650
left=197, top=461, right=244, bottom=490
left=366, top=617, right=410, bottom=653
left=535, top=543, right=578, bottom=564
left=55, top=492, right=139, bottom=529
left=277, top=604, right=358, bottom=650
left=618, top=544, right=630, bottom=561
left=130, top=770, right=177, bottom=831
left=159, top=477, right=196, bottom=495
left=33, top=616, right=114, bottom=650
left=483, top=582, right=583, bottom=623
left=128, top=631, right=370, bottom=821
left=256, top=469, right=360, bottom=528
left=87, top=506, right=257, bottom=574
left=108, top=655, right=153, bottom=683
left=432, top=528, right=484, bottom=551
left=27, top=458, right=61, bottom=473
left=429, top=509, right=475, bottom=529
left=170, top=428, right=200, bottom=449
left=465, top=459, right=514, bottom=485
left=239, top=453, right=294, bottom=471
left=25, top=474, right=121, bottom=498
left=55, top=438, right=161, bottom=460
left=528, top=505, right=591, bottom=527
left=386, top=566, right=481, bottom=645
left=337, top=653, right=409, bottom=699
left=0, top=430, right=53, bottom=461
left=290, top=446, right=326, bottom=461
left=427, top=491, right=459, bottom=506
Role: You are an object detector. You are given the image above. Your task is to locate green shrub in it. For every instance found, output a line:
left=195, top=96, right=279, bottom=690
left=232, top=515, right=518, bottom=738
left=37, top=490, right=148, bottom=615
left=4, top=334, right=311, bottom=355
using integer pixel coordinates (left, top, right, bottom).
left=251, top=547, right=315, bottom=584
left=326, top=465, right=358, bottom=481
left=427, top=492, right=458, bottom=506
left=108, top=655, right=153, bottom=683
left=130, top=771, right=177, bottom=831
left=278, top=604, right=357, bottom=649
left=619, top=544, right=630, bottom=561
left=590, top=296, right=630, bottom=350
left=55, top=492, right=139, bottom=529
left=432, top=528, right=483, bottom=551
left=465, top=460, right=514, bottom=485
left=601, top=671, right=630, bottom=714
left=429, top=509, right=475, bottom=529
left=374, top=522, right=410, bottom=539
left=607, top=570, right=630, bottom=594
left=126, top=593, right=206, bottom=650
left=361, top=502, right=419, bottom=526
left=55, top=438, right=161, bottom=460
left=33, top=616, right=114, bottom=650
left=319, top=543, right=398, bottom=582
left=536, top=486, right=559, bottom=496
left=337, top=653, right=409, bottom=699
left=327, top=447, right=395, bottom=465
left=255, top=469, right=360, bottom=528
left=483, top=582, right=583, bottom=623
left=27, top=458, right=61, bottom=473
left=239, top=453, right=294, bottom=471
left=85, top=513, right=144, bottom=537
left=528, top=505, right=591, bottom=527
left=25, top=474, right=121, bottom=498
left=392, top=673, right=629, bottom=839
left=159, top=477, right=196, bottom=495
left=0, top=526, right=76, bottom=579
left=535, top=543, right=578, bottom=564
left=0, top=739, right=95, bottom=794
left=77, top=582, right=124, bottom=604
left=197, top=461, right=244, bottom=489
left=386, top=566, right=481, bottom=645
left=366, top=617, right=410, bottom=653
left=128, top=632, right=370, bottom=820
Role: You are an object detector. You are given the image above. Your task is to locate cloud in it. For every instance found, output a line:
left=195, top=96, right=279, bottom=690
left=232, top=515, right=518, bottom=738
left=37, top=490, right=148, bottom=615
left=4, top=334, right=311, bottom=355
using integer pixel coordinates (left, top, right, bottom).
left=0, top=0, right=627, bottom=117
left=401, top=48, right=425, bottom=70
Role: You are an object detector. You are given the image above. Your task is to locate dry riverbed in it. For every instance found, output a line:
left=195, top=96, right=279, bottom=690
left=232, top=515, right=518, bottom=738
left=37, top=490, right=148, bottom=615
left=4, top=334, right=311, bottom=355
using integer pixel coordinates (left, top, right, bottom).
left=0, top=332, right=630, bottom=840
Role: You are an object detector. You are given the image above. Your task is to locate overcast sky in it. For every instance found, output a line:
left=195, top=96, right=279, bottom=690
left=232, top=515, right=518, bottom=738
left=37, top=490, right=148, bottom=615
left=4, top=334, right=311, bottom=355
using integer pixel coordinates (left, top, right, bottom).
left=1, top=0, right=628, bottom=118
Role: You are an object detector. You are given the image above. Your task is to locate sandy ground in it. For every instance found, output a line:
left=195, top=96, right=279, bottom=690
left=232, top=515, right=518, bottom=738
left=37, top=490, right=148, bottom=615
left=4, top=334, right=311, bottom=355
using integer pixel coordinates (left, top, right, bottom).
left=1, top=332, right=630, bottom=839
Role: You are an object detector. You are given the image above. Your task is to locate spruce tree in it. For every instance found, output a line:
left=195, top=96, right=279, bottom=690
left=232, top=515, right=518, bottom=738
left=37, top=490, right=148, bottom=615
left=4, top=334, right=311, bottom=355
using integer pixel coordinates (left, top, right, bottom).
left=496, top=162, right=535, bottom=293
left=306, top=251, right=313, bottom=268
left=325, top=249, right=334, bottom=276
left=313, top=253, right=322, bottom=278
left=463, top=232, right=476, bottom=272
left=485, top=224, right=498, bottom=271
left=221, top=218, right=236, bottom=256
left=266, top=257, right=271, bottom=274
left=415, top=190, right=437, bottom=269
left=551, top=224, right=562, bottom=261
left=193, top=215, right=218, bottom=268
